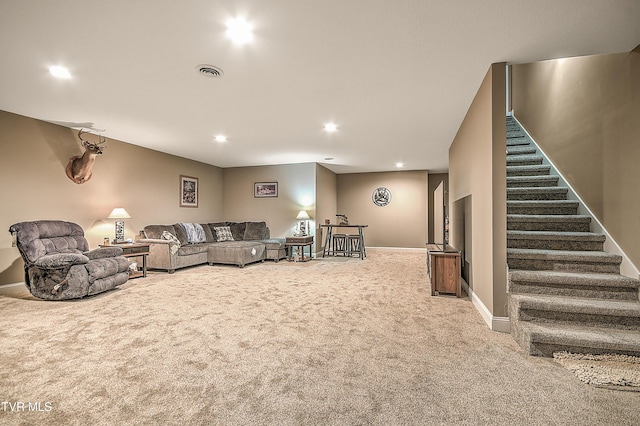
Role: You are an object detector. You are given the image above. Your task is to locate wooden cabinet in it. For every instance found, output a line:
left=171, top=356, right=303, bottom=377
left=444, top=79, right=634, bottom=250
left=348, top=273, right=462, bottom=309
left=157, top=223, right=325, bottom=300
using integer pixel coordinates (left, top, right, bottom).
left=427, top=249, right=461, bottom=297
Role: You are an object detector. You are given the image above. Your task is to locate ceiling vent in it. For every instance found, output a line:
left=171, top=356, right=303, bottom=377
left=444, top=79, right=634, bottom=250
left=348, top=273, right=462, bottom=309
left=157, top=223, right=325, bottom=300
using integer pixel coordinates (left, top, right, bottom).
left=196, top=64, right=223, bottom=78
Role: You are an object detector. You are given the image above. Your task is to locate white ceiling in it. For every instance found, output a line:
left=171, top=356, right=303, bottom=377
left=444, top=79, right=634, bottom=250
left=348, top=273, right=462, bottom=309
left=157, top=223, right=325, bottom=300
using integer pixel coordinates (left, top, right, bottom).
left=1, top=1, right=639, bottom=174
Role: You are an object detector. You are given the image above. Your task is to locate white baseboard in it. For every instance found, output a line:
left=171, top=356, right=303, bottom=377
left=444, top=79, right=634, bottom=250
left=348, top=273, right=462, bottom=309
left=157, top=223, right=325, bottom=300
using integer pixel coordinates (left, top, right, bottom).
left=0, top=282, right=26, bottom=295
left=314, top=247, right=427, bottom=257
left=462, top=279, right=511, bottom=333
left=366, top=247, right=428, bottom=253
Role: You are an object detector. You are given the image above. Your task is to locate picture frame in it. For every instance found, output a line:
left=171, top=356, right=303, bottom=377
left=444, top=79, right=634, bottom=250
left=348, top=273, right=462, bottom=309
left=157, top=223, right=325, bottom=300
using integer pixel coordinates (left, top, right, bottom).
left=254, top=182, right=278, bottom=198
left=180, top=175, right=198, bottom=207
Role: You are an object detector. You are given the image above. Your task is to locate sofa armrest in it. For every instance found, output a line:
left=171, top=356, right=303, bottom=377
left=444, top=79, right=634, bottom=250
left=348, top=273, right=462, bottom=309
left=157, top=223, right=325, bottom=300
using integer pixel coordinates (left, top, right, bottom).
left=84, top=246, right=123, bottom=260
left=34, top=253, right=89, bottom=269
left=138, top=238, right=170, bottom=245
left=138, top=238, right=178, bottom=271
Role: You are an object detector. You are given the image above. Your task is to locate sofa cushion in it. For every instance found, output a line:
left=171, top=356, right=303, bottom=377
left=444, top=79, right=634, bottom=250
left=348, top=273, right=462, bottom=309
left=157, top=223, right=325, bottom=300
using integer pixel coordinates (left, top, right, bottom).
left=207, top=241, right=266, bottom=267
left=229, top=222, right=246, bottom=241
left=10, top=220, right=88, bottom=264
left=144, top=225, right=177, bottom=240
left=262, top=238, right=286, bottom=250
left=214, top=226, right=234, bottom=242
left=84, top=246, right=123, bottom=260
left=244, top=221, right=268, bottom=240
left=202, top=225, right=215, bottom=243
left=172, top=224, right=190, bottom=245
left=85, top=256, right=130, bottom=281
left=34, top=253, right=89, bottom=268
left=176, top=243, right=210, bottom=256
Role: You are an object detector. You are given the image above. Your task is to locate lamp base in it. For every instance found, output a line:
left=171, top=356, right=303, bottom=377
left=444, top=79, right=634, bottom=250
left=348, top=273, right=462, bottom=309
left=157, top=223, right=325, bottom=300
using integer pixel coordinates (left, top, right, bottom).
left=114, top=220, right=125, bottom=243
left=299, top=220, right=307, bottom=236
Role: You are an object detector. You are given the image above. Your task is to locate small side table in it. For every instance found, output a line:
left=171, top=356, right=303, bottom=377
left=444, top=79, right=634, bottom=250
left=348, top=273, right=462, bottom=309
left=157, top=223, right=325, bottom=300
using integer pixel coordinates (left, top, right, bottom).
left=285, top=236, right=314, bottom=262
left=101, top=243, right=150, bottom=279
left=427, top=249, right=461, bottom=297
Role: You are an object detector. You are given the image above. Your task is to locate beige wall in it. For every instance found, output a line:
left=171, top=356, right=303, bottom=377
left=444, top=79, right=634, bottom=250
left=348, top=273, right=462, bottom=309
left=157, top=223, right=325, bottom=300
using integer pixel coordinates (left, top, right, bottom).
left=222, top=163, right=317, bottom=243
left=512, top=50, right=640, bottom=269
left=315, top=164, right=337, bottom=252
left=449, top=63, right=507, bottom=319
left=336, top=171, right=428, bottom=248
left=1, top=111, right=433, bottom=285
left=428, top=173, right=448, bottom=244
left=0, top=110, right=223, bottom=285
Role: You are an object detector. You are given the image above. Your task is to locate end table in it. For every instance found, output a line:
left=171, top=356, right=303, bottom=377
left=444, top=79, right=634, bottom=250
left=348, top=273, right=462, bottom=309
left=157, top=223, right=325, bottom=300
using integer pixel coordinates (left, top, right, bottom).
left=285, top=236, right=314, bottom=262
left=101, top=243, right=150, bottom=279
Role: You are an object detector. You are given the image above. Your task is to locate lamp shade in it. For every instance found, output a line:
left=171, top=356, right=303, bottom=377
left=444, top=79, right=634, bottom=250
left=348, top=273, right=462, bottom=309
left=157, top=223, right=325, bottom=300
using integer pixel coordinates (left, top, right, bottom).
left=296, top=210, right=310, bottom=220
left=108, top=208, right=131, bottom=219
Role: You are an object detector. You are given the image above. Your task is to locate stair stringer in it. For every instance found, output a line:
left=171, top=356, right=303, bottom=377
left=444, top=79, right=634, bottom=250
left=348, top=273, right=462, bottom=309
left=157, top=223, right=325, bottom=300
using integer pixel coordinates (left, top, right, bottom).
left=511, top=114, right=639, bottom=280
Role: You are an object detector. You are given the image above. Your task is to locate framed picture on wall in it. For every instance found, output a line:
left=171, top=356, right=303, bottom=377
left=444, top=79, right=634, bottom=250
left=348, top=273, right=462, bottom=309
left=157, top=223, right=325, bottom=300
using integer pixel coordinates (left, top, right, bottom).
left=254, top=182, right=278, bottom=198
left=180, top=175, right=198, bottom=207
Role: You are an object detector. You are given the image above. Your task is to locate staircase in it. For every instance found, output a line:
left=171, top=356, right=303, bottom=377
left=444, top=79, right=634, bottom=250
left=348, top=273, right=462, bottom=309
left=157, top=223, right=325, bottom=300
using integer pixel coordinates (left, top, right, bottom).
left=506, top=116, right=640, bottom=357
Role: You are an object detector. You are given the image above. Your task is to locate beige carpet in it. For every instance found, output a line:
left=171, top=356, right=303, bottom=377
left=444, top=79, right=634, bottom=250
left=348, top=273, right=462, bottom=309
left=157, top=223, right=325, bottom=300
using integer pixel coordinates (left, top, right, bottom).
left=553, top=352, right=640, bottom=391
left=1, top=250, right=639, bottom=425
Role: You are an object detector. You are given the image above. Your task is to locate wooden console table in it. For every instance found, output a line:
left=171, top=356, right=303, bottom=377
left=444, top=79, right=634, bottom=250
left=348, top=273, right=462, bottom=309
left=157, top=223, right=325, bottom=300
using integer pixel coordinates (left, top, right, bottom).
left=427, top=248, right=461, bottom=297
left=319, top=224, right=368, bottom=260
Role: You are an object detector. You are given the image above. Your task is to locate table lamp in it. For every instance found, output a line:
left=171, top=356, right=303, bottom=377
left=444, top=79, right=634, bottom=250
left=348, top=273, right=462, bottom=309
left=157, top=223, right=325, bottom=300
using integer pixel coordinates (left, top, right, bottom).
left=108, top=207, right=131, bottom=243
left=296, top=210, right=311, bottom=236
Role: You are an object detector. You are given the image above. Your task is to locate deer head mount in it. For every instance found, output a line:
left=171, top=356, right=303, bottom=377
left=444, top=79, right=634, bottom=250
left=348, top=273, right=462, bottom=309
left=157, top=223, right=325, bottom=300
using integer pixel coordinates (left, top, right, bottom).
left=65, top=129, right=106, bottom=184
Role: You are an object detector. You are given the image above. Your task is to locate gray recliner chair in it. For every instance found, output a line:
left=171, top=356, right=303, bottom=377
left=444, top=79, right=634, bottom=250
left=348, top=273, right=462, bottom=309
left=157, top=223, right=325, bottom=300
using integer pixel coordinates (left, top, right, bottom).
left=9, top=220, right=130, bottom=300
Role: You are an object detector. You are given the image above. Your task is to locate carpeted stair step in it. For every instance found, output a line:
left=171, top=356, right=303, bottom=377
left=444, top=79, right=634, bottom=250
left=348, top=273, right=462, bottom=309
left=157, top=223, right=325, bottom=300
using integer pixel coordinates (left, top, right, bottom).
left=508, top=214, right=591, bottom=232
left=507, top=231, right=606, bottom=251
left=507, top=175, right=559, bottom=188
left=507, top=187, right=568, bottom=201
left=507, top=137, right=531, bottom=147
left=510, top=294, right=640, bottom=331
left=507, top=146, right=536, bottom=156
left=507, top=164, right=551, bottom=177
left=506, top=126, right=523, bottom=134
left=507, top=200, right=579, bottom=215
left=512, top=321, right=640, bottom=357
left=504, top=116, right=640, bottom=359
left=507, top=248, right=622, bottom=273
left=507, top=129, right=525, bottom=138
left=507, top=155, right=544, bottom=166
left=509, top=270, right=640, bottom=300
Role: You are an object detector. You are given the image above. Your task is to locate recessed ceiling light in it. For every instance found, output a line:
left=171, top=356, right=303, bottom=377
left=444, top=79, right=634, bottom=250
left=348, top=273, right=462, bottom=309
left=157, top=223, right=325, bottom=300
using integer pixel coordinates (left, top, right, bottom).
left=324, top=123, right=337, bottom=133
left=214, top=135, right=227, bottom=142
left=324, top=157, right=334, bottom=161
left=395, top=162, right=404, bottom=168
left=49, top=65, right=71, bottom=79
left=225, top=17, right=254, bottom=45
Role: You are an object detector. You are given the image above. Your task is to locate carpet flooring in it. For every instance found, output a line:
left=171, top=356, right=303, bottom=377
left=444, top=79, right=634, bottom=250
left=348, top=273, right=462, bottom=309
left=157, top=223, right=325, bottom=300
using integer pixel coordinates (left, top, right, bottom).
left=1, top=250, right=639, bottom=425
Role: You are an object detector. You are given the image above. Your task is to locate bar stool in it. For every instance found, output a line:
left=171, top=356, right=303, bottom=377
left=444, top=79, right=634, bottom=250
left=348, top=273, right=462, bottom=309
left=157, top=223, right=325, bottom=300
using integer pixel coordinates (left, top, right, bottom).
left=347, top=234, right=360, bottom=257
left=332, top=233, right=347, bottom=256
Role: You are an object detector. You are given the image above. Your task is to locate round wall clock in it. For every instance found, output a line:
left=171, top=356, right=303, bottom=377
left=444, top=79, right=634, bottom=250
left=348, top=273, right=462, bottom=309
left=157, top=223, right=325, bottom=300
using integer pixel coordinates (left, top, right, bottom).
left=372, top=187, right=391, bottom=207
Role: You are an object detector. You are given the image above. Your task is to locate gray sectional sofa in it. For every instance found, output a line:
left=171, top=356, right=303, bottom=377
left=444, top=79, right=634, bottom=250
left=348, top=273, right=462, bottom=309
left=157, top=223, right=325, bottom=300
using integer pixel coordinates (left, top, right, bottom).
left=139, top=221, right=286, bottom=273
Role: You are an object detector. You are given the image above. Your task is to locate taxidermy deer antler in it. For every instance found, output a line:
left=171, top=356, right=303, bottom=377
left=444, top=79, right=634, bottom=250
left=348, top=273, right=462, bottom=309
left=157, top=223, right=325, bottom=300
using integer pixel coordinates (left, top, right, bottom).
left=65, top=129, right=106, bottom=184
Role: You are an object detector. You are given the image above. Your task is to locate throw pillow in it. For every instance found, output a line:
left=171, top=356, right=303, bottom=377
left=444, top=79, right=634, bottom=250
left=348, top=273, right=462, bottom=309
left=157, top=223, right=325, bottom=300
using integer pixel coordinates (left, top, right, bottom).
left=214, top=226, right=234, bottom=242
left=161, top=231, right=181, bottom=255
